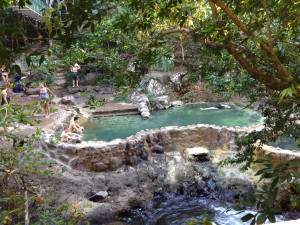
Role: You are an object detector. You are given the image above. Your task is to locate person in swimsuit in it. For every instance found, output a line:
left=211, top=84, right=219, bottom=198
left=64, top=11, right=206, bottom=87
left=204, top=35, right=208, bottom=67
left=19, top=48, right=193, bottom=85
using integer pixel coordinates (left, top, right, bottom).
left=61, top=127, right=82, bottom=143
left=69, top=116, right=84, bottom=133
left=39, top=83, right=56, bottom=118
left=1, top=65, right=10, bottom=86
left=1, top=86, right=10, bottom=107
left=200, top=104, right=231, bottom=110
left=70, top=63, right=80, bottom=88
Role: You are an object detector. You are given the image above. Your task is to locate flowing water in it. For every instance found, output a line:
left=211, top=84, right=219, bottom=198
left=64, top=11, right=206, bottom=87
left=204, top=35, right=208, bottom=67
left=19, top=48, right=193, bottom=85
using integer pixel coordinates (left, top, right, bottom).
left=120, top=195, right=285, bottom=225
left=82, top=103, right=263, bottom=142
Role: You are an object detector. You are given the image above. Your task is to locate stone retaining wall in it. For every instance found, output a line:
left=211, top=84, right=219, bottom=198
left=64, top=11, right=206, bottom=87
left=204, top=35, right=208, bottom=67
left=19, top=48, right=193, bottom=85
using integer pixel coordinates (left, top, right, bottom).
left=44, top=124, right=261, bottom=172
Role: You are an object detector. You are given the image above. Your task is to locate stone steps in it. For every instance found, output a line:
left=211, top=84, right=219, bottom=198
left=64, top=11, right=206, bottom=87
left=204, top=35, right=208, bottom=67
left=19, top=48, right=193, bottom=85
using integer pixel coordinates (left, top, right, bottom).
left=55, top=79, right=67, bottom=86
left=91, top=103, right=139, bottom=117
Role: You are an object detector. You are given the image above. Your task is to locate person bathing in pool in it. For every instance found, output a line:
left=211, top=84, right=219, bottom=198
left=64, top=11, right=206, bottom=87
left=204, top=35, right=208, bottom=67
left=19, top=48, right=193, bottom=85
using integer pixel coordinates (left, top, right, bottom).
left=61, top=126, right=82, bottom=143
left=200, top=104, right=231, bottom=111
left=69, top=116, right=84, bottom=133
left=39, top=83, right=56, bottom=118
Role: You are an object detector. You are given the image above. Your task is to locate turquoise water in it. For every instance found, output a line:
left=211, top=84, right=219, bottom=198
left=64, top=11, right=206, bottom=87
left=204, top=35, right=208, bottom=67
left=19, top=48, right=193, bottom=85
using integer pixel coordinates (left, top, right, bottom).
left=82, top=103, right=263, bottom=142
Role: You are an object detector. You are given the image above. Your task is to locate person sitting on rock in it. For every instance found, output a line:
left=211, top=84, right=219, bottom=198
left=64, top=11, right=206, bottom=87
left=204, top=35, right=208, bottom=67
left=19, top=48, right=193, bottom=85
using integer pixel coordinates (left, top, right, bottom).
left=70, top=63, right=80, bottom=88
left=61, top=127, right=82, bottom=143
left=69, top=116, right=84, bottom=133
left=1, top=85, right=10, bottom=107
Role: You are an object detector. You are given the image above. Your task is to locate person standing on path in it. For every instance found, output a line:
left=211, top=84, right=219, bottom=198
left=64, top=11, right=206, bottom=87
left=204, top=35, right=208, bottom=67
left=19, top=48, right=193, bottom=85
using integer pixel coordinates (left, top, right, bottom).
left=39, top=83, right=56, bottom=118
left=1, top=65, right=10, bottom=86
left=70, top=63, right=80, bottom=87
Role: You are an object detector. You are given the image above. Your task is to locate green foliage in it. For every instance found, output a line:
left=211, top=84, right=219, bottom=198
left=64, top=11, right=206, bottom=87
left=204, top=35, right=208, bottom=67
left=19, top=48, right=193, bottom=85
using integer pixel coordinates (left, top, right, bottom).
left=84, top=95, right=107, bottom=110
left=113, top=89, right=129, bottom=103
left=187, top=210, right=216, bottom=225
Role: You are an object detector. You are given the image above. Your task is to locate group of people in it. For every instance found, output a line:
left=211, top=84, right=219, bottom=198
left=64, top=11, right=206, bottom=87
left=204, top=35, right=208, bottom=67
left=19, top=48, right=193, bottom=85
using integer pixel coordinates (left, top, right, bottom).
left=1, top=62, right=86, bottom=143
left=1, top=62, right=81, bottom=114
left=60, top=116, right=84, bottom=143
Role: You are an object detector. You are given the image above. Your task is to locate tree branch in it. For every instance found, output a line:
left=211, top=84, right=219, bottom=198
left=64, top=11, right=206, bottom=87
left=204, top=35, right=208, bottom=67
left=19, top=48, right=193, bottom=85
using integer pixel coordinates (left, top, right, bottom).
left=260, top=43, right=293, bottom=82
left=209, top=0, right=294, bottom=85
left=210, top=0, right=255, bottom=36
left=119, top=28, right=190, bottom=60
left=208, top=0, right=289, bottom=91
left=261, top=0, right=272, bottom=49
left=273, top=15, right=300, bottom=44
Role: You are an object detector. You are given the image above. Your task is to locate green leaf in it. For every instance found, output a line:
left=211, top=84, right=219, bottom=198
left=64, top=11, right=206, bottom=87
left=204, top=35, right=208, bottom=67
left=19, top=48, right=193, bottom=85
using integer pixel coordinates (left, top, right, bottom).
left=187, top=220, right=196, bottom=225
left=62, top=166, right=67, bottom=174
left=241, top=213, right=254, bottom=222
left=267, top=213, right=276, bottom=223
left=39, top=55, right=45, bottom=66
left=257, top=213, right=267, bottom=224
left=46, top=22, right=53, bottom=34
left=290, top=171, right=300, bottom=178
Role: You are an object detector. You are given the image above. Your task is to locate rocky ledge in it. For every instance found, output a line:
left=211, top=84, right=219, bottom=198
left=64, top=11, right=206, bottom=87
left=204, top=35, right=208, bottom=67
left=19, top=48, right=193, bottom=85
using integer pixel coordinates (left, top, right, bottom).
left=43, top=124, right=265, bottom=172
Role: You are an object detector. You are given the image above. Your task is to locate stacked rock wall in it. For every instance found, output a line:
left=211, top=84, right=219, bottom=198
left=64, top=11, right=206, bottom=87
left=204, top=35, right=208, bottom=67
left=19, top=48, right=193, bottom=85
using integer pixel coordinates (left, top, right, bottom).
left=45, top=124, right=256, bottom=172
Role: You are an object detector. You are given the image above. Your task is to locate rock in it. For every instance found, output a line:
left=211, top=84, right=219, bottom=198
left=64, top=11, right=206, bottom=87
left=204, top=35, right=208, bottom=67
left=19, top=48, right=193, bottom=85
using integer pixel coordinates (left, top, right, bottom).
left=185, top=147, right=209, bottom=159
left=94, top=162, right=108, bottom=172
left=171, top=100, right=183, bottom=107
left=85, top=204, right=113, bottom=225
left=66, top=86, right=87, bottom=94
left=146, top=79, right=167, bottom=96
left=169, top=71, right=187, bottom=92
left=25, top=87, right=39, bottom=95
left=110, top=157, right=122, bottom=170
left=140, top=148, right=149, bottom=160
left=126, top=156, right=138, bottom=166
left=152, top=144, right=164, bottom=154
left=152, top=95, right=171, bottom=109
left=141, top=111, right=150, bottom=119
left=83, top=72, right=99, bottom=85
left=93, top=87, right=100, bottom=92
left=52, top=97, right=61, bottom=105
left=131, top=91, right=151, bottom=119
left=103, top=222, right=126, bottom=225
left=89, top=191, right=108, bottom=202
left=61, top=95, right=76, bottom=105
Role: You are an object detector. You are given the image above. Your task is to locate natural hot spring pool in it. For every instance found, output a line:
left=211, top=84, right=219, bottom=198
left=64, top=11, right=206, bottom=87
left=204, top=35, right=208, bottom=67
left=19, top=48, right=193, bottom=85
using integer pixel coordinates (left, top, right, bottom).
left=82, top=103, right=263, bottom=142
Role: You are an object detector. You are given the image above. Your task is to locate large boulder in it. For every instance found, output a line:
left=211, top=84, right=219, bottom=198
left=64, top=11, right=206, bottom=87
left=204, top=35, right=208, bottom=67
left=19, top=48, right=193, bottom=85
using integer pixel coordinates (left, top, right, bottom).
left=152, top=95, right=171, bottom=109
left=82, top=72, right=99, bottom=85
left=130, top=91, right=151, bottom=119
left=61, top=95, right=76, bottom=105
left=171, top=100, right=183, bottom=107
left=25, top=87, right=39, bottom=95
left=169, top=71, right=187, bottom=92
left=146, top=79, right=167, bottom=96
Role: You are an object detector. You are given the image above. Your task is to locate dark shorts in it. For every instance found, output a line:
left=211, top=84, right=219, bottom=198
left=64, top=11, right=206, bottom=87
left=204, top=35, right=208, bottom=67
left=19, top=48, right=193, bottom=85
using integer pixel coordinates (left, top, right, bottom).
left=1, top=96, right=10, bottom=105
left=72, top=72, right=79, bottom=80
